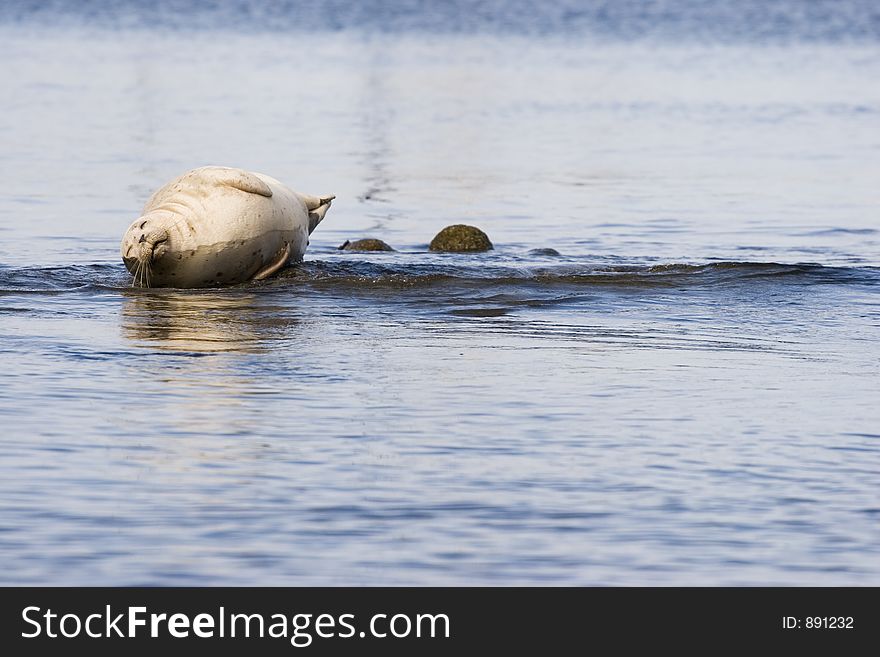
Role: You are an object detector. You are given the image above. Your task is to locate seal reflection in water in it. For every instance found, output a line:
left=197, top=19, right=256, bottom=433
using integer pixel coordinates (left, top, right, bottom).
left=121, top=290, right=298, bottom=354
left=120, top=290, right=301, bottom=436
left=121, top=166, right=334, bottom=288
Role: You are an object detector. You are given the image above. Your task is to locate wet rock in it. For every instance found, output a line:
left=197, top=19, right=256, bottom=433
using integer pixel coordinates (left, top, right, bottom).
left=429, top=225, right=493, bottom=252
left=529, top=248, right=561, bottom=256
left=338, top=238, right=395, bottom=252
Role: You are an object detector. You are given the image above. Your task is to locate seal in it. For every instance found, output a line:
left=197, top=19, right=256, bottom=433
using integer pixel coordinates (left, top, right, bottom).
left=121, top=166, right=334, bottom=287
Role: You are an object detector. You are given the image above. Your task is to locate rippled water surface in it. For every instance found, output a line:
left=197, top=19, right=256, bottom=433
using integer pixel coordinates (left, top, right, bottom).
left=1, top=1, right=879, bottom=585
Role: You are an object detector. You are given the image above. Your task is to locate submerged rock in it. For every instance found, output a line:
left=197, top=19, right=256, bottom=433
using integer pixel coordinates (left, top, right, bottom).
left=338, top=238, right=395, bottom=252
left=429, top=225, right=493, bottom=252
left=529, top=248, right=561, bottom=256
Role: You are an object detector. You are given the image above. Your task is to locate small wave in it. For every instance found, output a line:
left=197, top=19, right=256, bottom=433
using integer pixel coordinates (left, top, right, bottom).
left=0, top=263, right=127, bottom=294
left=1, top=260, right=878, bottom=295
left=799, top=228, right=878, bottom=237
left=273, top=260, right=880, bottom=290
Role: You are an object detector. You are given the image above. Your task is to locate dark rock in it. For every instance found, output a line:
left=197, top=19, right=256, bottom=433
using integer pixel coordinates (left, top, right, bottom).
left=338, top=238, right=395, bottom=252
left=428, top=225, right=493, bottom=252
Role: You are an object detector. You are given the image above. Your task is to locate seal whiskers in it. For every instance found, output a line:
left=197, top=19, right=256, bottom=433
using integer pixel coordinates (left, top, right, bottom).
left=141, top=258, right=152, bottom=288
left=131, top=252, right=153, bottom=288
left=133, top=258, right=143, bottom=288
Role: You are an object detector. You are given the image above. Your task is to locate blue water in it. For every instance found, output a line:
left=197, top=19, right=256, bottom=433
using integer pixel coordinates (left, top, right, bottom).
left=0, top=1, right=879, bottom=585
left=2, top=0, right=879, bottom=42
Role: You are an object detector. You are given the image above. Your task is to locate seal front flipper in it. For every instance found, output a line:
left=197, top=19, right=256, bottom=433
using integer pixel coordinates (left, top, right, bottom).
left=301, top=194, right=335, bottom=234
left=192, top=166, right=274, bottom=198
left=252, top=242, right=292, bottom=281
left=143, top=166, right=274, bottom=211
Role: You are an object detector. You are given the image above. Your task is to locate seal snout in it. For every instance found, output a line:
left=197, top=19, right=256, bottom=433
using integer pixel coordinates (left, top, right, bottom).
left=128, top=228, right=169, bottom=264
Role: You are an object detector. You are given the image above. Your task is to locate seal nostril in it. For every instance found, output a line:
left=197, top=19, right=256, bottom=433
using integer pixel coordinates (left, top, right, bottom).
left=139, top=235, right=146, bottom=243
left=140, top=221, right=147, bottom=229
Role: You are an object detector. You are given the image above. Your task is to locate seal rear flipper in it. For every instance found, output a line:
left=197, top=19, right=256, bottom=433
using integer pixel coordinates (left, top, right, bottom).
left=302, top=194, right=335, bottom=234
left=252, top=242, right=292, bottom=281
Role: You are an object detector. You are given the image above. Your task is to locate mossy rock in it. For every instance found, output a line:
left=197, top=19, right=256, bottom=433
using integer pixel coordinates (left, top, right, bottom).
left=429, top=225, right=493, bottom=252
left=338, top=238, right=395, bottom=252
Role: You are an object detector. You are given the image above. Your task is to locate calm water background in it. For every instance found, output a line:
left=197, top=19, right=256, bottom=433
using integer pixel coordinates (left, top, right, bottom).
left=1, top=1, right=879, bottom=585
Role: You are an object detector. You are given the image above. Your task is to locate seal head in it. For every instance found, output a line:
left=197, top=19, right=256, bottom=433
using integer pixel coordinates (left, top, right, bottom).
left=121, top=214, right=173, bottom=287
